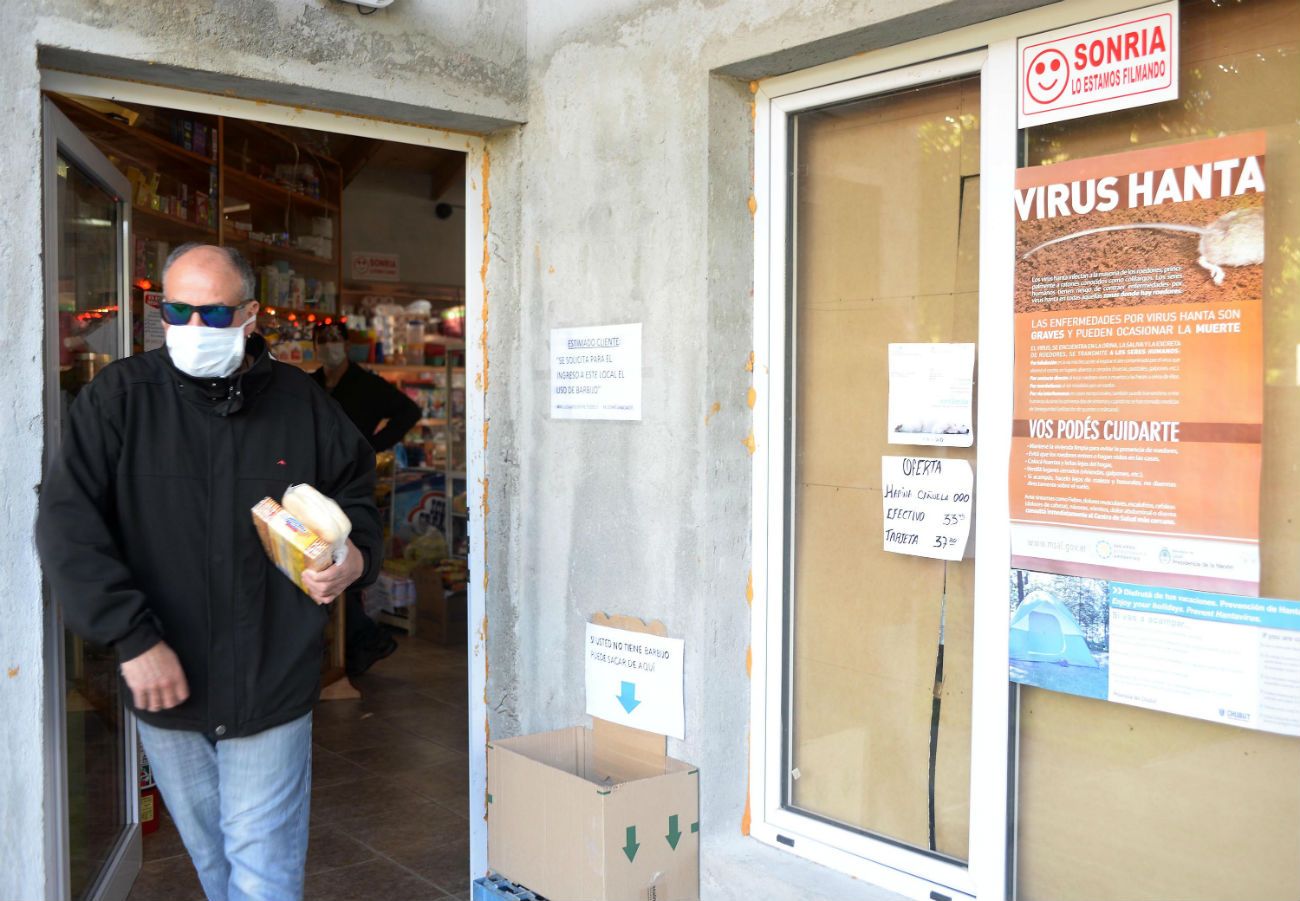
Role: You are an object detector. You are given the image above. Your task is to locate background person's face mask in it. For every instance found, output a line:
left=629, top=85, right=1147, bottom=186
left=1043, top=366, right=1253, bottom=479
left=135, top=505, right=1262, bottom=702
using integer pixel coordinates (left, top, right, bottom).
left=319, top=343, right=348, bottom=368
left=166, top=322, right=248, bottom=378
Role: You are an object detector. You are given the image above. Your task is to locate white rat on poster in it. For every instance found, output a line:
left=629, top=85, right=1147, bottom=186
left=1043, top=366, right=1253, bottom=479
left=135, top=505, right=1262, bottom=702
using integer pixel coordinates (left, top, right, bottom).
left=1020, top=206, right=1264, bottom=286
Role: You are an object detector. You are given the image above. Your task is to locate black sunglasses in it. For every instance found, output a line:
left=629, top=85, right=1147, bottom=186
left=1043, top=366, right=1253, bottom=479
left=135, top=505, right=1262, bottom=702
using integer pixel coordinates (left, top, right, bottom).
left=161, top=299, right=252, bottom=328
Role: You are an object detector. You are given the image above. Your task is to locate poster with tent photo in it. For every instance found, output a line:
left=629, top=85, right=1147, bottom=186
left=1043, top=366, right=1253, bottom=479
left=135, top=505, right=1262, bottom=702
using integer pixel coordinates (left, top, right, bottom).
left=1009, top=569, right=1109, bottom=700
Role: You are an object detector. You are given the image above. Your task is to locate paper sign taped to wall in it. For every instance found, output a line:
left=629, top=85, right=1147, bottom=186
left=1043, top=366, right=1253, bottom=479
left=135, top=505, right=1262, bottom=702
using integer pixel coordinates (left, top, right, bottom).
left=881, top=456, right=973, bottom=561
left=585, top=621, right=685, bottom=739
left=350, top=251, right=400, bottom=281
left=143, top=291, right=165, bottom=352
left=887, top=343, right=974, bottom=447
left=551, top=323, right=642, bottom=421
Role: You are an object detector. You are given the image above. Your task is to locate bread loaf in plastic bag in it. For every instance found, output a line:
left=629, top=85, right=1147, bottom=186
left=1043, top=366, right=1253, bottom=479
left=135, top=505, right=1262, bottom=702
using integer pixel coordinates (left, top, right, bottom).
left=282, top=483, right=352, bottom=566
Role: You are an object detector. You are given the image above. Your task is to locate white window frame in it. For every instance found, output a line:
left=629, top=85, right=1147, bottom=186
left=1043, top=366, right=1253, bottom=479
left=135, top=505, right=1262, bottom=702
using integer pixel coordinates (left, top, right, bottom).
left=37, top=70, right=492, bottom=886
left=748, top=3, right=1147, bottom=899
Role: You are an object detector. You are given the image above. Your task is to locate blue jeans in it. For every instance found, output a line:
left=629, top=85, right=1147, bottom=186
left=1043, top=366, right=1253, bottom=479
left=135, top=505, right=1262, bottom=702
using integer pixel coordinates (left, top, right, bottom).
left=137, top=712, right=313, bottom=901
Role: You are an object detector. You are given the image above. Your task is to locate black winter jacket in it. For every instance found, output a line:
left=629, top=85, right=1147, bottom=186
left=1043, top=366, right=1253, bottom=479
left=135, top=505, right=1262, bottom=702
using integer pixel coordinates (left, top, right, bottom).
left=311, top=361, right=421, bottom=453
left=36, top=335, right=382, bottom=741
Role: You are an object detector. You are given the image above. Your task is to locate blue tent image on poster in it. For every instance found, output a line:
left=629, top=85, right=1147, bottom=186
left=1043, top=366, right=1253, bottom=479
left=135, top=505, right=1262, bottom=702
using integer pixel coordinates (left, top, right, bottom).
left=1010, top=590, right=1099, bottom=666
left=1009, top=580, right=1110, bottom=700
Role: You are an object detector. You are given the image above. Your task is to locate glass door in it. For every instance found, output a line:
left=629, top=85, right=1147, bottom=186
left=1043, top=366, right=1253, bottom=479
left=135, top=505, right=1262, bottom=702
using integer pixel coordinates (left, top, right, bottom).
left=42, top=99, right=140, bottom=901
left=786, top=73, right=980, bottom=860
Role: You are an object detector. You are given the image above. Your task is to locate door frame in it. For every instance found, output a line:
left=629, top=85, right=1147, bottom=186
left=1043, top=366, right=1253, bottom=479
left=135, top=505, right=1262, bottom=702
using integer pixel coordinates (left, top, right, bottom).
left=42, top=98, right=141, bottom=901
left=37, top=70, right=493, bottom=890
left=748, top=2, right=1148, bottom=899
left=750, top=48, right=994, bottom=901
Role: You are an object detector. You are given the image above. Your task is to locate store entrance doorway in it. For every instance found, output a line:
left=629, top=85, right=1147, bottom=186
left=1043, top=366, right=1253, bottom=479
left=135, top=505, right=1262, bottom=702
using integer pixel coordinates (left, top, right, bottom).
left=39, top=81, right=486, bottom=901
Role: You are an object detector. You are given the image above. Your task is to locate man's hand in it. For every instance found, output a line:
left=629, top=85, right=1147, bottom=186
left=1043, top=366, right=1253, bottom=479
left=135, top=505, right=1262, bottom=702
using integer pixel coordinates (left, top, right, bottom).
left=120, top=642, right=190, bottom=713
left=301, top=539, right=365, bottom=606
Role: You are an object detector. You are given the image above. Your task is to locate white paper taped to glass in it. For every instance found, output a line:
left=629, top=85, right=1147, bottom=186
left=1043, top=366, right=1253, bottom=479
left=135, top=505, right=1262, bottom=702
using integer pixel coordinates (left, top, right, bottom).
left=887, top=343, right=975, bottom=447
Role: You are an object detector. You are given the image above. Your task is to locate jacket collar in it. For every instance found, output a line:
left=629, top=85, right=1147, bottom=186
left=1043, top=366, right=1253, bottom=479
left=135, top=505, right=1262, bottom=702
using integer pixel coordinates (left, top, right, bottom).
left=165, top=333, right=274, bottom=417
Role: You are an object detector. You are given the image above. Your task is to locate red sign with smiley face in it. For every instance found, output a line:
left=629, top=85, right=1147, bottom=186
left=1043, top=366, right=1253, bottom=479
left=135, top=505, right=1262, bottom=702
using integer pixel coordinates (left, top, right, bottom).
left=1025, top=48, right=1070, bottom=105
left=1018, top=2, right=1178, bottom=128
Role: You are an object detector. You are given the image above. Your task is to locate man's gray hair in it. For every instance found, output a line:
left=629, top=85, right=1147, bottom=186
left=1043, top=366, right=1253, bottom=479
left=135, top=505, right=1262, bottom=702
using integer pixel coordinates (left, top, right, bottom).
left=161, top=243, right=257, bottom=301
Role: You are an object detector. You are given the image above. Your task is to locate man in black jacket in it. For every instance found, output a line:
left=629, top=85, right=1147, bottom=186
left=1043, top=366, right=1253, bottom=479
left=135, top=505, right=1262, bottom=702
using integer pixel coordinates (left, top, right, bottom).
left=36, top=244, right=381, bottom=901
left=312, top=320, right=421, bottom=675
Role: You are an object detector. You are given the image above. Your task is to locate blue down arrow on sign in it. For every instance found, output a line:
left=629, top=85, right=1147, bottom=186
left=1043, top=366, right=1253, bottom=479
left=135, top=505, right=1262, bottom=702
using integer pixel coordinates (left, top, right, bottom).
left=617, top=680, right=641, bottom=713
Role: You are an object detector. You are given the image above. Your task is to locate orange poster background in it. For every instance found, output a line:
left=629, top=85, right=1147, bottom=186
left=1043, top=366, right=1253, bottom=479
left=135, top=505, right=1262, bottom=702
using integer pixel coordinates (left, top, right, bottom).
left=1012, top=135, right=1264, bottom=545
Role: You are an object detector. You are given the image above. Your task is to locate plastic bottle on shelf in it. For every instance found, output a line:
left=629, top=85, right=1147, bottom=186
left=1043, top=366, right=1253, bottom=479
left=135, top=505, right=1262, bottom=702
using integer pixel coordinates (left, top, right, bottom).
left=406, top=300, right=433, bottom=365
left=373, top=303, right=405, bottom=367
left=405, top=319, right=425, bottom=365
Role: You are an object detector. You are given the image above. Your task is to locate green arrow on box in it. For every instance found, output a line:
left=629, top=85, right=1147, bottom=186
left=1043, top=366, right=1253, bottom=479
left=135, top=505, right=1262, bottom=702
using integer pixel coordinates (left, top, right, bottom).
left=666, top=814, right=682, bottom=850
left=623, top=825, right=640, bottom=862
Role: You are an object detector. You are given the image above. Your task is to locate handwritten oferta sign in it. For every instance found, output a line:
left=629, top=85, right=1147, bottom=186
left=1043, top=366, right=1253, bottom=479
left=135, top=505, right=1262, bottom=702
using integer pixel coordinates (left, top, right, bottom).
left=882, top=456, right=974, bottom=561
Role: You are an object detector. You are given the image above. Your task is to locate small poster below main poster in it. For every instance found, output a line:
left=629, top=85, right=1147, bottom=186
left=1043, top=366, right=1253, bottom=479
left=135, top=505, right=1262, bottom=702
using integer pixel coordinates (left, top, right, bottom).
left=1009, top=570, right=1300, bottom=737
left=1011, top=132, right=1265, bottom=596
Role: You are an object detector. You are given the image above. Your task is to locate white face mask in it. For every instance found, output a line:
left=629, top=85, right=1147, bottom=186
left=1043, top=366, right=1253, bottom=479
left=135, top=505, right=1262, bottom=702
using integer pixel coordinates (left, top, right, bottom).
left=319, top=343, right=348, bottom=368
left=166, top=323, right=248, bottom=379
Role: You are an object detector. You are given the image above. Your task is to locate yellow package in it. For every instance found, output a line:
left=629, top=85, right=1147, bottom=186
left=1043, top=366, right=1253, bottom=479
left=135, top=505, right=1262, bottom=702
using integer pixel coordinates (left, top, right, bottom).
left=251, top=497, right=333, bottom=594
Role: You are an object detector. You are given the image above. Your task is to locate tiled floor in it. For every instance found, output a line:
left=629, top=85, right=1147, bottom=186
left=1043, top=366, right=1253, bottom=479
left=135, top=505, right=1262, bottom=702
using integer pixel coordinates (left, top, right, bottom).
left=127, top=622, right=471, bottom=901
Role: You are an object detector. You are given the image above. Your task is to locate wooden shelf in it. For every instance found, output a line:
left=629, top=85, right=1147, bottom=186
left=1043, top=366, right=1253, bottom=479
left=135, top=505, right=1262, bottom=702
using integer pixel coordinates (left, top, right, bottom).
left=257, top=304, right=343, bottom=319
left=52, top=95, right=217, bottom=178
left=223, top=168, right=339, bottom=213
left=341, top=281, right=463, bottom=304
left=372, top=364, right=443, bottom=376
left=133, top=205, right=218, bottom=239
left=225, top=235, right=335, bottom=269
left=373, top=364, right=465, bottom=377
left=425, top=336, right=465, bottom=349
left=53, top=91, right=345, bottom=353
left=233, top=118, right=342, bottom=167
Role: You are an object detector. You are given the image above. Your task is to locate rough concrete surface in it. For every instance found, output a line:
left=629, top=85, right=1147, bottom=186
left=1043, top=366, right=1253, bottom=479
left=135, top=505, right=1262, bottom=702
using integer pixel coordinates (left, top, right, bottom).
left=36, top=0, right=527, bottom=128
left=0, top=3, right=51, bottom=898
left=488, top=2, right=1023, bottom=898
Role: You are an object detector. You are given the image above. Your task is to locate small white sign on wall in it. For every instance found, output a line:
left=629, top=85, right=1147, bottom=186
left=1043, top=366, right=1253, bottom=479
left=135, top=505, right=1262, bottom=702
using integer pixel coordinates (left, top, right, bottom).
left=882, top=456, right=974, bottom=562
left=550, top=323, right=642, bottom=421
left=1018, top=2, right=1179, bottom=129
left=585, top=622, right=685, bottom=739
left=888, top=343, right=975, bottom=447
left=142, top=291, right=165, bottom=352
left=350, top=251, right=400, bottom=281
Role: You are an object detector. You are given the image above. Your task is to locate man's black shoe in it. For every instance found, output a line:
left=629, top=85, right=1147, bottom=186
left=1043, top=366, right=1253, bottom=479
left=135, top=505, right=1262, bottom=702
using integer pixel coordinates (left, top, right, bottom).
left=346, top=633, right=398, bottom=677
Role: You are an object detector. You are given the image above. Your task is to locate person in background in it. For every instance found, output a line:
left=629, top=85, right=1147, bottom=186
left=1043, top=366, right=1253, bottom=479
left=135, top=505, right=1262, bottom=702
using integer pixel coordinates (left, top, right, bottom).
left=37, top=244, right=382, bottom=901
left=313, top=321, right=422, bottom=675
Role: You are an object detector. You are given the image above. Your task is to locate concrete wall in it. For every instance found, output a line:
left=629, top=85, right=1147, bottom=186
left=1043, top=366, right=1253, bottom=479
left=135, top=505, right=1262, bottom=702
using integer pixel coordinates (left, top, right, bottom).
left=0, top=5, right=52, bottom=898
left=483, top=1, right=1047, bottom=898
left=0, top=3, right=522, bottom=899
left=35, top=0, right=526, bottom=131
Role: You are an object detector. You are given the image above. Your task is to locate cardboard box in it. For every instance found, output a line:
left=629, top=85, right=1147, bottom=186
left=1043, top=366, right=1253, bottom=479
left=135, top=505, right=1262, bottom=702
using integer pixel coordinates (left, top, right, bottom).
left=488, top=616, right=699, bottom=901
left=250, top=497, right=333, bottom=593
